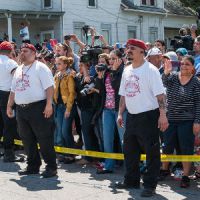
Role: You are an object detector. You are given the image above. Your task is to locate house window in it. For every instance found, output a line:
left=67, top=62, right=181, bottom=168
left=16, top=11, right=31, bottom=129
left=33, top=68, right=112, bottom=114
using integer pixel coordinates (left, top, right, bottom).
left=141, top=0, right=156, bottom=6
left=43, top=0, right=52, bottom=9
left=88, top=0, right=97, bottom=8
left=128, top=26, right=137, bottom=39
left=149, top=27, right=158, bottom=43
left=101, top=24, right=112, bottom=45
left=73, top=22, right=85, bottom=53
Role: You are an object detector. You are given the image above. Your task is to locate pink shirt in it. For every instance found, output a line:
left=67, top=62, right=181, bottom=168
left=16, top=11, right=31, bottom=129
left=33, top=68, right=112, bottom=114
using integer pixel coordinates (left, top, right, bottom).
left=105, top=73, right=115, bottom=109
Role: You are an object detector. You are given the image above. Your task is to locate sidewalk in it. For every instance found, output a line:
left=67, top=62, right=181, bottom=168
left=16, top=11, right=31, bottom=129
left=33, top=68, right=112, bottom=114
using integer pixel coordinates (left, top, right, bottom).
left=0, top=152, right=199, bottom=200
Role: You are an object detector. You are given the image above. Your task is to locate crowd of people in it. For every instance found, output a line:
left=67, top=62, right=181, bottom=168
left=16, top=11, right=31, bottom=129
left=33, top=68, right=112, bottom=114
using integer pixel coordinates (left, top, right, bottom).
left=0, top=23, right=200, bottom=198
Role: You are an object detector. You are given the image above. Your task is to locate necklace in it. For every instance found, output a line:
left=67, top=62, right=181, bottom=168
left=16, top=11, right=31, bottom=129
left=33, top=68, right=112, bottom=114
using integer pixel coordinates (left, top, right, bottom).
left=21, top=61, right=35, bottom=81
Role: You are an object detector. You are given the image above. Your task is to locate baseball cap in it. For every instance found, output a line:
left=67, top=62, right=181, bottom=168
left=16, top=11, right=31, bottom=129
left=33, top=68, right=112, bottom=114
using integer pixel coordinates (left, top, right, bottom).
left=176, top=48, right=188, bottom=56
left=21, top=43, right=36, bottom=52
left=147, top=47, right=162, bottom=57
left=163, top=51, right=178, bottom=62
left=126, top=39, right=147, bottom=50
left=0, top=41, right=12, bottom=51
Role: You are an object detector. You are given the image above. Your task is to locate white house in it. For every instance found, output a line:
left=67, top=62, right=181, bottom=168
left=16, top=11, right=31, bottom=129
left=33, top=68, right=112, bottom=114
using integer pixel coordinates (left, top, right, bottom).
left=0, top=0, right=64, bottom=45
left=0, top=0, right=197, bottom=49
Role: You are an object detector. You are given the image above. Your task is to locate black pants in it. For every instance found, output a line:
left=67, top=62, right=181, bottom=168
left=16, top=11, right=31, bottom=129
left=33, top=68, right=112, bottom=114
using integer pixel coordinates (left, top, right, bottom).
left=123, top=109, right=160, bottom=189
left=16, top=100, right=57, bottom=171
left=0, top=90, right=17, bottom=149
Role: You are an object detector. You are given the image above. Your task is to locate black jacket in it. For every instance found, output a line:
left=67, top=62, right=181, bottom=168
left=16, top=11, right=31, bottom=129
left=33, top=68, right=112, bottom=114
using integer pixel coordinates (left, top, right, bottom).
left=97, top=64, right=124, bottom=113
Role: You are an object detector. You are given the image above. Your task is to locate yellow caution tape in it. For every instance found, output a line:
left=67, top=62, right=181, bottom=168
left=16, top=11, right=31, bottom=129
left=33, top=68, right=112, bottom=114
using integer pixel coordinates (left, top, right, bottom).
left=13, top=139, right=200, bottom=162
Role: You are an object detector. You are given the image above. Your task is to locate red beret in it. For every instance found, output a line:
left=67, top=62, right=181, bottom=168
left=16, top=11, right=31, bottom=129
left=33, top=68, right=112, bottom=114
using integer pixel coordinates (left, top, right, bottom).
left=126, top=39, right=147, bottom=50
left=21, top=43, right=36, bottom=52
left=0, top=41, right=12, bottom=51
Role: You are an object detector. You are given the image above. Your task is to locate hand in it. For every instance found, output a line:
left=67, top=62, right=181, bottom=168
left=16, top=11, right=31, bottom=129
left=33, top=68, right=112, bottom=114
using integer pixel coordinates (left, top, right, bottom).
left=70, top=70, right=76, bottom=78
left=64, top=111, right=70, bottom=118
left=43, top=104, right=53, bottom=118
left=113, top=59, right=122, bottom=70
left=117, top=114, right=124, bottom=128
left=99, top=35, right=104, bottom=41
left=164, top=59, right=172, bottom=75
left=193, top=123, right=200, bottom=136
left=84, top=76, right=91, bottom=83
left=158, top=114, right=169, bottom=132
left=7, top=106, right=14, bottom=118
left=70, top=34, right=78, bottom=42
left=97, top=71, right=104, bottom=79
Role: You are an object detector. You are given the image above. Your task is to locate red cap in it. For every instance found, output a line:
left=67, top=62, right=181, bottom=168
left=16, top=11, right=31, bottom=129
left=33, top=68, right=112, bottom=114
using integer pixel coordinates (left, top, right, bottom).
left=21, top=43, right=36, bottom=52
left=126, top=39, right=147, bottom=50
left=0, top=41, right=12, bottom=51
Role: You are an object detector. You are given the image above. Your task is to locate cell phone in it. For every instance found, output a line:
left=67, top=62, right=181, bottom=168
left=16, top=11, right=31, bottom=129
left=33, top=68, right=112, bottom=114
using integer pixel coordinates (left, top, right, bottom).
left=64, top=35, right=72, bottom=40
left=94, top=36, right=100, bottom=40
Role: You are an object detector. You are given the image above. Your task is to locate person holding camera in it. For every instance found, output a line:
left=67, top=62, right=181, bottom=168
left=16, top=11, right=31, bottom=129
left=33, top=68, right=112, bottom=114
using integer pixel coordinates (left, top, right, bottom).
left=54, top=56, right=76, bottom=164
left=96, top=49, right=125, bottom=174
left=75, top=59, right=102, bottom=165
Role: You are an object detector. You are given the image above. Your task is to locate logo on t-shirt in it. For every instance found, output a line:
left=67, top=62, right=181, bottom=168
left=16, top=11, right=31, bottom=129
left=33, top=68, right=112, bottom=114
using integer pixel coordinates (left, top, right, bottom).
left=125, top=74, right=140, bottom=97
left=16, top=74, right=30, bottom=91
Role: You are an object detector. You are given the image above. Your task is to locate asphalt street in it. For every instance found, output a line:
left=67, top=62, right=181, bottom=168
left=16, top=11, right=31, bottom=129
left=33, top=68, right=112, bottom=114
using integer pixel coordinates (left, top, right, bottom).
left=0, top=151, right=199, bottom=200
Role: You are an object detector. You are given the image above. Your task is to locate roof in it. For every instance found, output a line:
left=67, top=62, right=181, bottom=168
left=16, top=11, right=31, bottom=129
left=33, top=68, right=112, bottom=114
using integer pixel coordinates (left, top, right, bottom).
left=0, top=9, right=65, bottom=19
left=121, top=0, right=166, bottom=14
left=164, top=0, right=196, bottom=16
left=121, top=0, right=196, bottom=16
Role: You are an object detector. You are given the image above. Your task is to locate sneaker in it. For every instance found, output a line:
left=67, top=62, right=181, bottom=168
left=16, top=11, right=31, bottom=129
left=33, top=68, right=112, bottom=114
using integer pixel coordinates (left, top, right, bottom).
left=76, top=158, right=91, bottom=165
left=57, top=154, right=65, bottom=163
left=173, top=169, right=183, bottom=181
left=157, top=169, right=170, bottom=181
left=63, top=156, right=75, bottom=164
left=180, top=176, right=190, bottom=188
left=96, top=168, right=113, bottom=174
left=141, top=188, right=156, bottom=197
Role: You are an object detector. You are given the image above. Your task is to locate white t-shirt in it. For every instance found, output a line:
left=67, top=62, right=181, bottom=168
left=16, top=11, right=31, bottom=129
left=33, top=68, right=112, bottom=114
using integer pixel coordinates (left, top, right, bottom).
left=119, top=61, right=164, bottom=114
left=20, top=26, right=30, bottom=40
left=0, top=55, right=18, bottom=91
left=11, top=61, right=54, bottom=104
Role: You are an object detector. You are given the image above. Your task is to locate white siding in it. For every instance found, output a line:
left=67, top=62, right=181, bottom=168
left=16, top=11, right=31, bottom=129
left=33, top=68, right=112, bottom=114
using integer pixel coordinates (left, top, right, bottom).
left=0, top=0, right=62, bottom=11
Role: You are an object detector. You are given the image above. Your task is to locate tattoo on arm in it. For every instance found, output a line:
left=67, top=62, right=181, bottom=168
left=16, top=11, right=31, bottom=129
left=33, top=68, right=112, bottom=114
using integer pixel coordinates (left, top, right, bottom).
left=157, top=94, right=166, bottom=110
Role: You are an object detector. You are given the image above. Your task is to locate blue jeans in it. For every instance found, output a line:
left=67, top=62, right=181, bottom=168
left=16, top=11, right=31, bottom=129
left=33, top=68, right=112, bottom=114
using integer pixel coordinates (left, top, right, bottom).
left=54, top=104, right=75, bottom=149
left=81, top=109, right=98, bottom=161
left=163, top=120, right=195, bottom=155
left=102, top=108, right=127, bottom=171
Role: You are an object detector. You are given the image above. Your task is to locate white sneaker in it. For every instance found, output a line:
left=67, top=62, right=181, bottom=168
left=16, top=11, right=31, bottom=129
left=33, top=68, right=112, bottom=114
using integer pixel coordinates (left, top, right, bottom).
left=173, top=169, right=183, bottom=181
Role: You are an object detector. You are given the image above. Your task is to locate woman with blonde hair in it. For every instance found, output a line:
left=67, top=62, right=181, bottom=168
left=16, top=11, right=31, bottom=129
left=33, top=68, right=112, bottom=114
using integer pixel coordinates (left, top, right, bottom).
left=54, top=56, right=76, bottom=163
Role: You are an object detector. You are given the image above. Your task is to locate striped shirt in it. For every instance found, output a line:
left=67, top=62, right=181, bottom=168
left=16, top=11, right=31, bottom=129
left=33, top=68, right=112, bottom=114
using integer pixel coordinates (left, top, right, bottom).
left=162, top=73, right=200, bottom=123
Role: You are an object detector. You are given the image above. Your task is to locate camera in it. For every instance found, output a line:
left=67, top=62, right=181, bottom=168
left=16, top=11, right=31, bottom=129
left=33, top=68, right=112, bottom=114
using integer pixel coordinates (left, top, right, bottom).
left=40, top=48, right=55, bottom=61
left=80, top=46, right=103, bottom=65
left=94, top=36, right=100, bottom=40
left=80, top=82, right=95, bottom=96
left=96, top=64, right=107, bottom=72
left=64, top=35, right=72, bottom=40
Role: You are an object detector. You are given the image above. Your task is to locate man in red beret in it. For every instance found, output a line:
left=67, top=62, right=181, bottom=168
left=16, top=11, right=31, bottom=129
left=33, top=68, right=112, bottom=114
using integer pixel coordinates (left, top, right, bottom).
left=115, top=39, right=169, bottom=197
left=0, top=41, right=18, bottom=162
left=7, top=43, right=57, bottom=178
